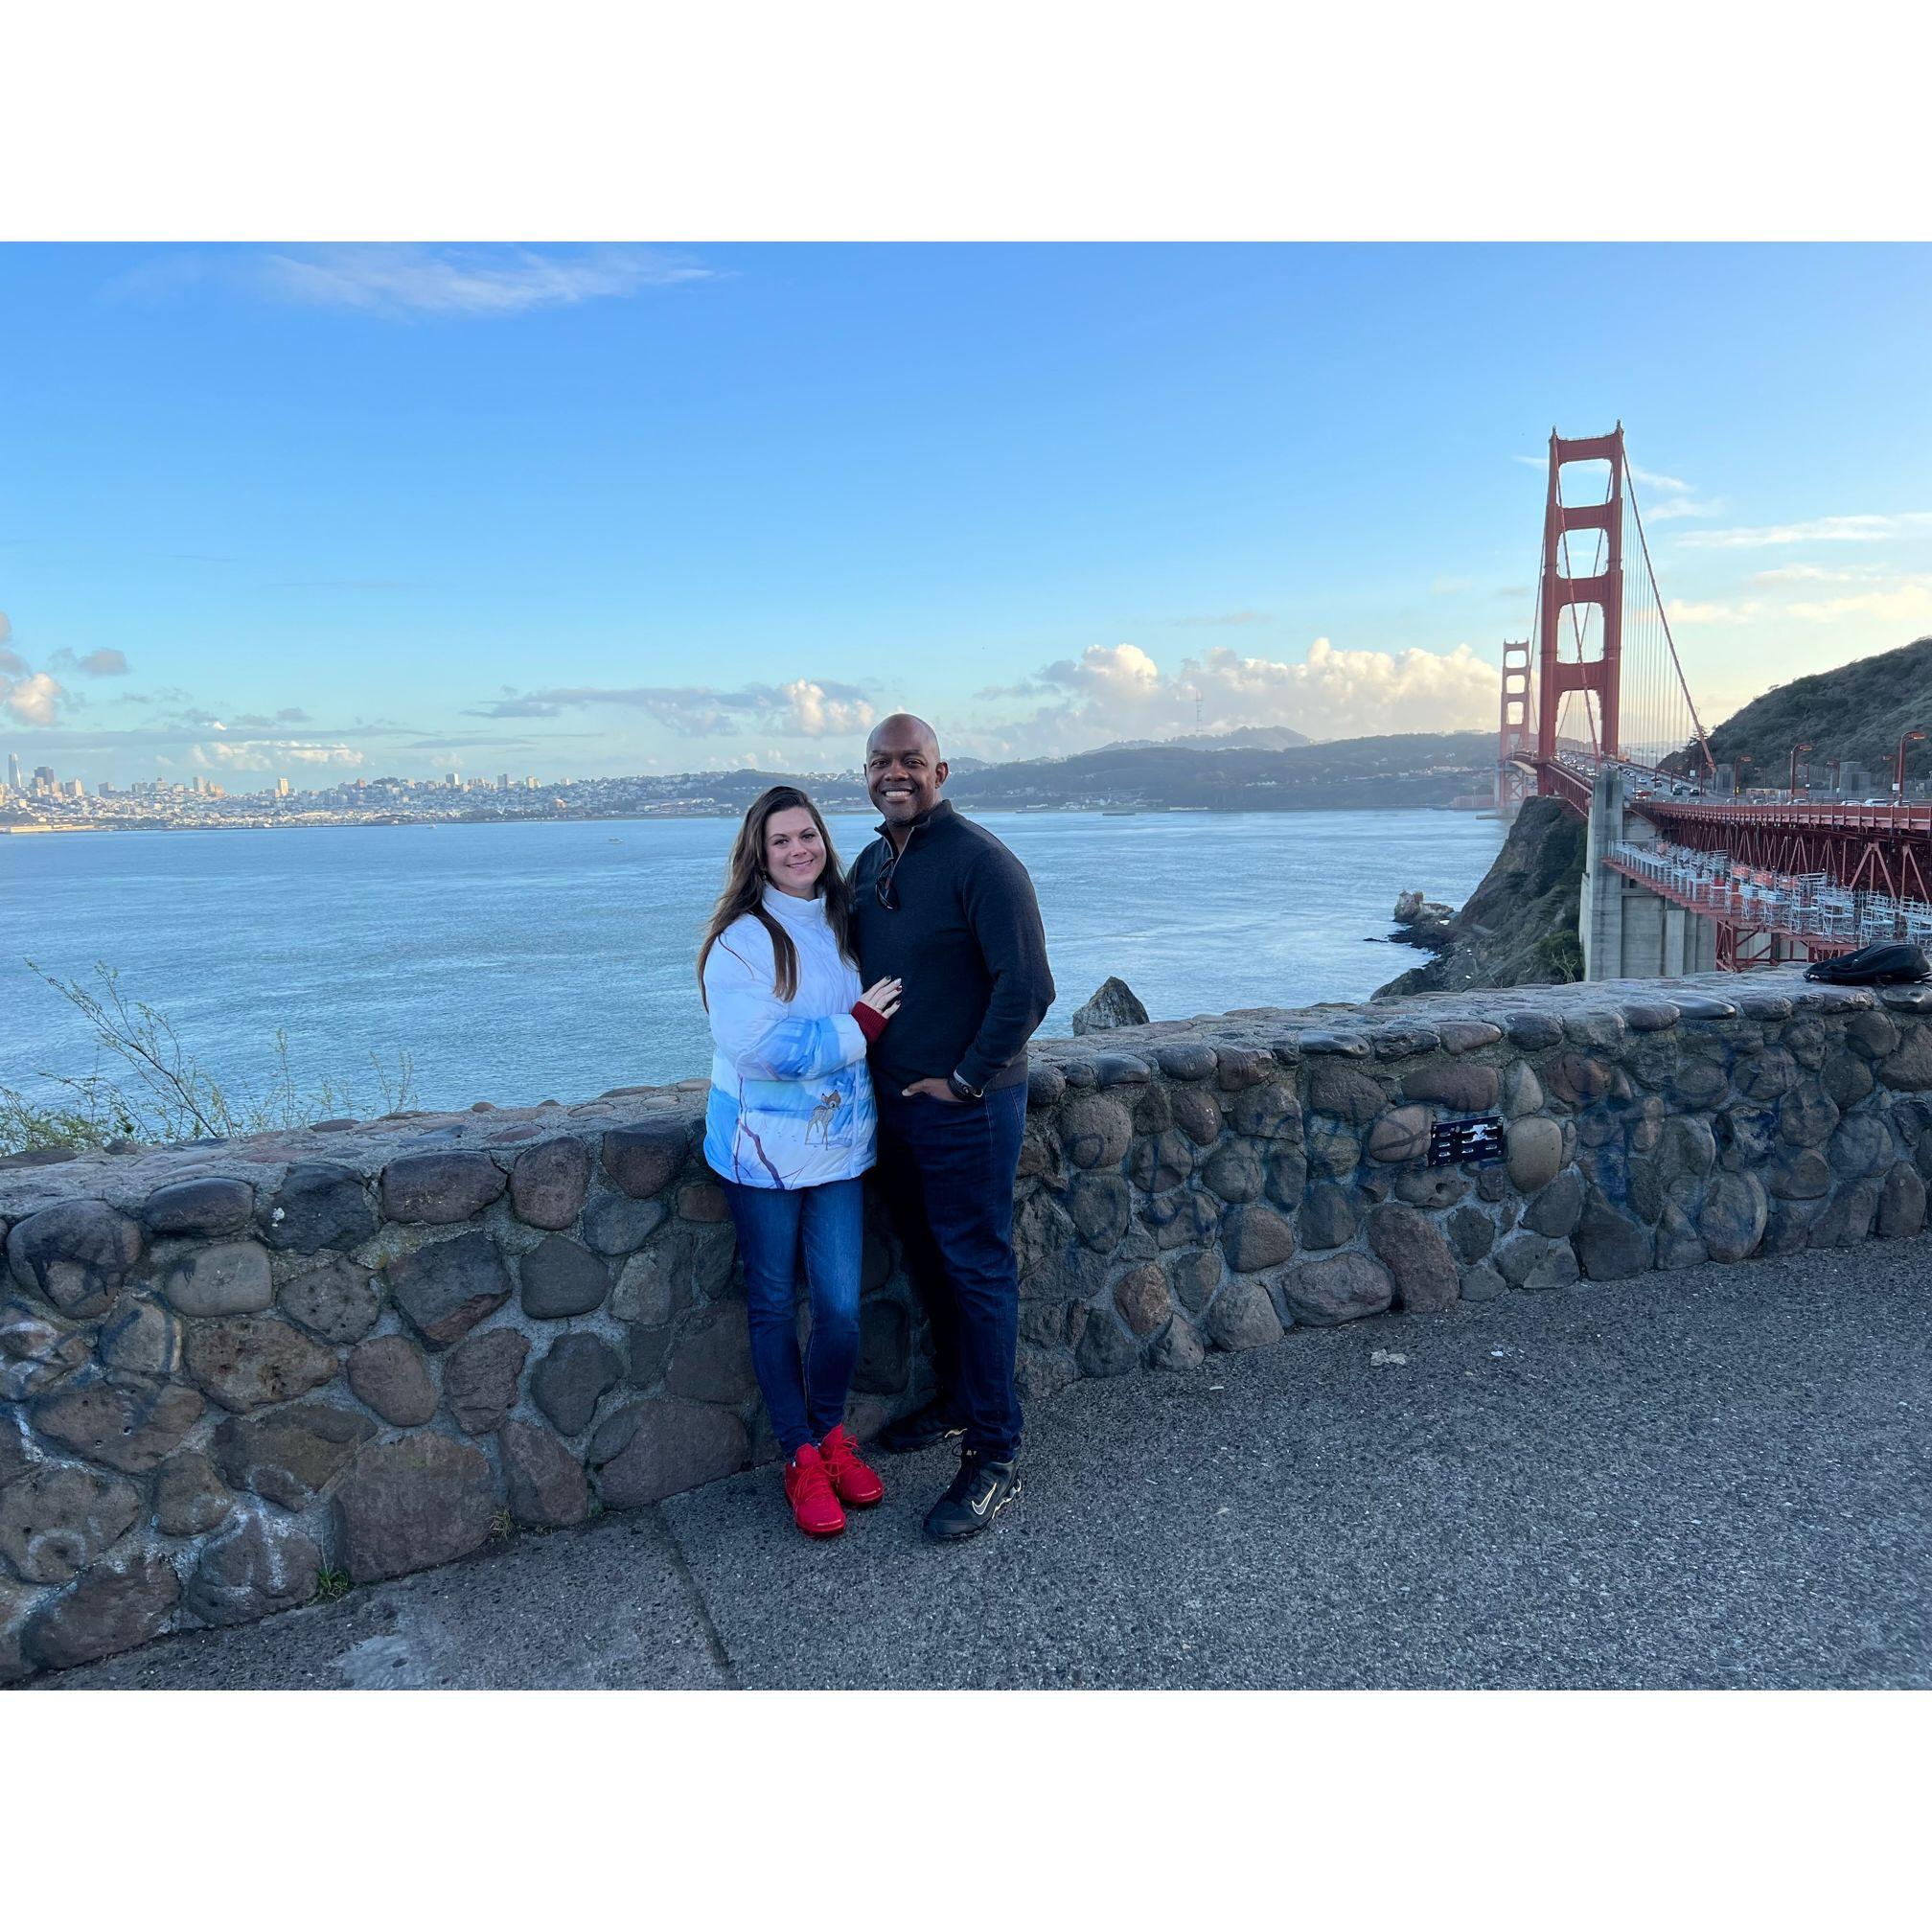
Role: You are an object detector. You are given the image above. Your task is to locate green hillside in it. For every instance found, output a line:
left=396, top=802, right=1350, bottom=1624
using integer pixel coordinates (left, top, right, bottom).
left=1699, top=634, right=1932, bottom=784
left=949, top=731, right=1493, bottom=812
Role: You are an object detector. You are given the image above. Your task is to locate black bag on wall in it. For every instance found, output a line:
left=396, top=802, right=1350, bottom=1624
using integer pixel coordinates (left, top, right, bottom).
left=1803, top=942, right=1932, bottom=985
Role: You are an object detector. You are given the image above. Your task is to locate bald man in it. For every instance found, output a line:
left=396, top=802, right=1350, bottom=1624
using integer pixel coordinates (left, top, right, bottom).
left=849, top=713, right=1055, bottom=1540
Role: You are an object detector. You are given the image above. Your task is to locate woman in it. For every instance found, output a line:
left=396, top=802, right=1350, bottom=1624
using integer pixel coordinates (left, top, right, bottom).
left=699, top=784, right=902, bottom=1537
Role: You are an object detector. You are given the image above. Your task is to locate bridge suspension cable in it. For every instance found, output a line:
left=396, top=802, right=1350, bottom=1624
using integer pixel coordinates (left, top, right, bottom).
left=1623, top=465, right=1715, bottom=778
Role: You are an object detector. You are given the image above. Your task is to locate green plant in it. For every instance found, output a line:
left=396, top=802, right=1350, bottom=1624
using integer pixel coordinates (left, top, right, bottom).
left=1, top=960, right=418, bottom=1156
left=0, top=1087, right=114, bottom=1153
left=490, top=1507, right=516, bottom=1541
left=1534, top=928, right=1585, bottom=982
left=314, top=1567, right=351, bottom=1603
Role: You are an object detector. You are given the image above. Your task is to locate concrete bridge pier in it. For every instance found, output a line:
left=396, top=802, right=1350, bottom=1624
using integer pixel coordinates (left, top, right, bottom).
left=1582, top=767, right=1717, bottom=980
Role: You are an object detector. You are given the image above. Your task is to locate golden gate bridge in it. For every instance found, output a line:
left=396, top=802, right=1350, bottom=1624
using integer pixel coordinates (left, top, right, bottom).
left=1498, top=425, right=1932, bottom=972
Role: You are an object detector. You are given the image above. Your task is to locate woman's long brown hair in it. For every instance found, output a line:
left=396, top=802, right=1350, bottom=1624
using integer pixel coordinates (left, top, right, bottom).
left=698, top=785, right=858, bottom=1007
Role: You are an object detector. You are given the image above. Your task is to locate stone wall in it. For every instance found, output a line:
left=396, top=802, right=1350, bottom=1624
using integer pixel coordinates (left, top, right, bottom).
left=6, top=966, right=1930, bottom=1681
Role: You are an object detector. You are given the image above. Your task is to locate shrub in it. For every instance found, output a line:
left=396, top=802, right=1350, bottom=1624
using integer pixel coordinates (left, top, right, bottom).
left=1, top=960, right=417, bottom=1156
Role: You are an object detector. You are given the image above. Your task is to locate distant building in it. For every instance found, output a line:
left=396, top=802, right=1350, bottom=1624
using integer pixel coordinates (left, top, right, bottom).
left=34, top=765, right=57, bottom=793
left=276, top=776, right=291, bottom=798
left=6, top=753, right=20, bottom=792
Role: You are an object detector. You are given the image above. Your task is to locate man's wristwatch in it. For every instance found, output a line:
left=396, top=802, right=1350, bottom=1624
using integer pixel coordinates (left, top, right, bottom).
left=947, top=1070, right=984, bottom=1101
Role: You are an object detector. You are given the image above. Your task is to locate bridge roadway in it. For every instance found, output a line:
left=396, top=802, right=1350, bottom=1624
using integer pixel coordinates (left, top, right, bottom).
left=1530, top=749, right=1932, bottom=895
left=1599, top=849, right=1861, bottom=962
left=24, top=1239, right=1929, bottom=1691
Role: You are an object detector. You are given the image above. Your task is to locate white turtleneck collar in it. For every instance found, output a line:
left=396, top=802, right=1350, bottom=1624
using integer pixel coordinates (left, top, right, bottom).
left=761, top=881, right=829, bottom=924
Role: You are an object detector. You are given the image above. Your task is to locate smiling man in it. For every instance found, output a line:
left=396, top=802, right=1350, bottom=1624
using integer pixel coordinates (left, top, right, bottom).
left=848, top=712, right=1056, bottom=1540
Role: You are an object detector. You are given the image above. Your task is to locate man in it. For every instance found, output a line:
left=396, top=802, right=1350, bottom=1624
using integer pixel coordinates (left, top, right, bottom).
left=848, top=713, right=1055, bottom=1540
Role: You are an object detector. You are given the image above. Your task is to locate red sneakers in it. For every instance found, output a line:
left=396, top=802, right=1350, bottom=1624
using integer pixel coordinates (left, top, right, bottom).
left=818, top=1425, right=886, bottom=1508
left=784, top=1443, right=846, bottom=1537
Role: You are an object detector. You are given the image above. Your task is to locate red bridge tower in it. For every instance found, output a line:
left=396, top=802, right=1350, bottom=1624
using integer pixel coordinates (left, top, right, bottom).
left=1536, top=424, right=1625, bottom=764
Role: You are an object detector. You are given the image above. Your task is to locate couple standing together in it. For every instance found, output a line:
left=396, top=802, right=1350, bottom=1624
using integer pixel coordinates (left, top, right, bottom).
left=698, top=713, right=1056, bottom=1541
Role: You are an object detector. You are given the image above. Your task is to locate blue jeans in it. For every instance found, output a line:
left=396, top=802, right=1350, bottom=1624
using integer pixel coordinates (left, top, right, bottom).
left=719, top=1176, right=864, bottom=1459
left=874, top=1081, right=1027, bottom=1459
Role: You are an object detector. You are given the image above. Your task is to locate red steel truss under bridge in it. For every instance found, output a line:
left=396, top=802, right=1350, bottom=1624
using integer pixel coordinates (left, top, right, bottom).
left=1495, top=423, right=1932, bottom=969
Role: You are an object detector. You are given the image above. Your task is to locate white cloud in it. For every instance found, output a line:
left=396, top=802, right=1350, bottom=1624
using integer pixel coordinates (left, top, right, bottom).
left=969, top=638, right=1498, bottom=758
left=1668, top=572, right=1932, bottom=633
left=47, top=646, right=132, bottom=678
left=776, top=678, right=874, bottom=738
left=1782, top=583, right=1932, bottom=630
left=1514, top=453, right=1718, bottom=518
left=472, top=677, right=873, bottom=740
left=1680, top=513, right=1932, bottom=549
left=253, top=245, right=713, bottom=318
left=2, top=670, right=64, bottom=727
left=1751, top=564, right=1880, bottom=586
left=1038, top=641, right=1164, bottom=707
left=1518, top=455, right=1700, bottom=489
left=1751, top=563, right=1931, bottom=590
left=191, top=740, right=365, bottom=770
left=1643, top=495, right=1725, bottom=523
left=1667, top=597, right=1762, bottom=627
left=1629, top=463, right=1692, bottom=494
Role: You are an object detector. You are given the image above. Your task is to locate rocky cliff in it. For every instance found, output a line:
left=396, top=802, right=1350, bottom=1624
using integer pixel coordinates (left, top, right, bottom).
left=1374, top=797, right=1585, bottom=999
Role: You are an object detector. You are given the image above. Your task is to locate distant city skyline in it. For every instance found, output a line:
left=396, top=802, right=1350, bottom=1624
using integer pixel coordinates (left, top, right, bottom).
left=3, top=242, right=1930, bottom=788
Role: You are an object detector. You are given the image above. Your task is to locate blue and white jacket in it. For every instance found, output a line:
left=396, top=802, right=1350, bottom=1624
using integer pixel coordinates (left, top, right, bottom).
left=702, top=886, right=877, bottom=1189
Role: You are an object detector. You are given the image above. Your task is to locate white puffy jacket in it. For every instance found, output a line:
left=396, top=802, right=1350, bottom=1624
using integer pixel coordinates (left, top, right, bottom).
left=702, top=885, right=877, bottom=1189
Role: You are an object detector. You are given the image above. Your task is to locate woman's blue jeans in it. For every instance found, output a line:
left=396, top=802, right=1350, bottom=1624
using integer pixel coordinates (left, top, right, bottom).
left=719, top=1175, right=864, bottom=1459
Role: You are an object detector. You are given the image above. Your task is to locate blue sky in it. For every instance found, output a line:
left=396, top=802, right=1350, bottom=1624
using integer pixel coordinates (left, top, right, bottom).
left=3, top=242, right=1930, bottom=787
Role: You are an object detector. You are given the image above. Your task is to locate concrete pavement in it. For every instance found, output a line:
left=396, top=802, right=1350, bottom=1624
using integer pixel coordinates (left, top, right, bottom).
left=27, top=1238, right=1930, bottom=1690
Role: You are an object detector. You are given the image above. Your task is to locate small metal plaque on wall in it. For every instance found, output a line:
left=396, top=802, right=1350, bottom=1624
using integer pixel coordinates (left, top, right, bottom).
left=1428, top=1116, right=1506, bottom=1167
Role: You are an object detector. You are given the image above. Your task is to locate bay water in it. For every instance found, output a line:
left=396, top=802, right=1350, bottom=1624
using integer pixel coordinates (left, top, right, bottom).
left=1, top=810, right=1502, bottom=1116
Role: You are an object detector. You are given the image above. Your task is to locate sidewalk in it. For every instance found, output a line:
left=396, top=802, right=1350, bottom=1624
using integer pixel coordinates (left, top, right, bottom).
left=28, top=1240, right=1931, bottom=1690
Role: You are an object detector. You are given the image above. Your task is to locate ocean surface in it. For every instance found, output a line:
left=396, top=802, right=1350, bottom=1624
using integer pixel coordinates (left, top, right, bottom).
left=1, top=811, right=1503, bottom=1115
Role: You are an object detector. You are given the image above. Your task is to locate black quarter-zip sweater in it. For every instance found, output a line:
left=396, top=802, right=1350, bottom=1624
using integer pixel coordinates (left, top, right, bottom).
left=847, top=798, right=1056, bottom=1094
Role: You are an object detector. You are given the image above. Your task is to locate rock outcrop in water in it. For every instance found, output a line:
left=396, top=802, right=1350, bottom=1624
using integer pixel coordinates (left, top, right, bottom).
left=1374, top=798, right=1585, bottom=998
left=1071, top=978, right=1151, bottom=1033
left=1391, top=890, right=1456, bottom=953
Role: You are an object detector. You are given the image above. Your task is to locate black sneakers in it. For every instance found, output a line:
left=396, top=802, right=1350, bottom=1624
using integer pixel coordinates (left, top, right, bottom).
left=923, top=1447, right=1021, bottom=1541
left=876, top=1397, right=967, bottom=1455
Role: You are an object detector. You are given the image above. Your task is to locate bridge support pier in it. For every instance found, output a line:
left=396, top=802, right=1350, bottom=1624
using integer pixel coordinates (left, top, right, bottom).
left=1661, top=901, right=1716, bottom=975
left=1582, top=769, right=1717, bottom=980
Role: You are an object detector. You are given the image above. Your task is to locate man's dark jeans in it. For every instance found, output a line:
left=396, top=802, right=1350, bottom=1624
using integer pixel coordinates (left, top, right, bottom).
left=874, top=1081, right=1027, bottom=1460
